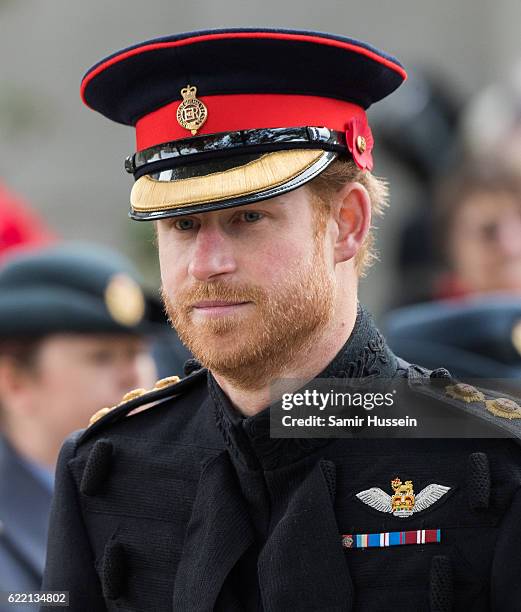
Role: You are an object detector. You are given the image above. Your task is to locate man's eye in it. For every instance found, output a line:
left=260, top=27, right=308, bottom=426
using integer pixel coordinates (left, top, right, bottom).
left=174, top=218, right=196, bottom=231
left=241, top=211, right=264, bottom=223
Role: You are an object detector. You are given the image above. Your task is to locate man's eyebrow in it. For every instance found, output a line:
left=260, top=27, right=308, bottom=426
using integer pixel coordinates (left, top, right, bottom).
left=243, top=197, right=289, bottom=209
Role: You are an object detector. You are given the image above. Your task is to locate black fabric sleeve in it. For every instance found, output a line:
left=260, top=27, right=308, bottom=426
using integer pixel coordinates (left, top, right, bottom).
left=40, top=433, right=106, bottom=611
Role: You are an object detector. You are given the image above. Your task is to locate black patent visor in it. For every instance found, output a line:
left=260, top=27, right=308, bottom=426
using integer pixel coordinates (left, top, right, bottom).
left=126, top=126, right=347, bottom=179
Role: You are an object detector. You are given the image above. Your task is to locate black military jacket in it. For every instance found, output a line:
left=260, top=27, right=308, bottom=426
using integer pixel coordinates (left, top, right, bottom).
left=42, top=309, right=521, bottom=611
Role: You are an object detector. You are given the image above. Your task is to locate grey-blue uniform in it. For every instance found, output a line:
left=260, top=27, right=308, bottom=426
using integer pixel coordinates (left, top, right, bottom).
left=0, top=438, right=52, bottom=601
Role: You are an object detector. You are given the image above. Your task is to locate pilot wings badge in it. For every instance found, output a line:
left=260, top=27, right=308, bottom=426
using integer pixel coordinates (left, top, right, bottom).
left=356, top=478, right=451, bottom=518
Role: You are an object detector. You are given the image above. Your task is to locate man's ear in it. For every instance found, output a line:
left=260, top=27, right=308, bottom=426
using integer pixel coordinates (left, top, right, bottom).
left=0, top=357, right=33, bottom=408
left=332, top=181, right=371, bottom=265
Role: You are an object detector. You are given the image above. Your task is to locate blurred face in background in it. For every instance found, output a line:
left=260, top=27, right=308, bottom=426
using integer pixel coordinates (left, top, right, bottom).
left=0, top=333, right=156, bottom=465
left=449, top=189, right=521, bottom=294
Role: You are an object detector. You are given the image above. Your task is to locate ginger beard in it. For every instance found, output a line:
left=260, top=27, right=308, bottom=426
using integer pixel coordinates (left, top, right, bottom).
left=163, top=222, right=335, bottom=390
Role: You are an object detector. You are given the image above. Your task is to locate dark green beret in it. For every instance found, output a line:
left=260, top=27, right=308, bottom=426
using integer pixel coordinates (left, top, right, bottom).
left=0, top=243, right=158, bottom=337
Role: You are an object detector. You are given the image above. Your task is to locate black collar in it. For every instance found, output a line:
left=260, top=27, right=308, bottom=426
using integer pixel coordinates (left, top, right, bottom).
left=209, top=305, right=398, bottom=470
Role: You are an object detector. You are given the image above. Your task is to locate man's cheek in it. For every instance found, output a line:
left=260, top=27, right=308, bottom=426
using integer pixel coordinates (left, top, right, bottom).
left=162, top=271, right=184, bottom=298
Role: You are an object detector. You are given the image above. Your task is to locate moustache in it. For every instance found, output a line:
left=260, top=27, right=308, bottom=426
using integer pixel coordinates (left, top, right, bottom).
left=165, top=282, right=267, bottom=310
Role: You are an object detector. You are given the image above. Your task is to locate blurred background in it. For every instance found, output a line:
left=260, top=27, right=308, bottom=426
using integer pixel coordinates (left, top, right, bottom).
left=0, top=0, right=521, bottom=368
left=0, top=0, right=519, bottom=306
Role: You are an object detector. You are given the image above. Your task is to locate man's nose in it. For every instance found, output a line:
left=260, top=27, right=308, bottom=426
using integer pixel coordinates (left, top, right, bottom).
left=188, top=226, right=237, bottom=281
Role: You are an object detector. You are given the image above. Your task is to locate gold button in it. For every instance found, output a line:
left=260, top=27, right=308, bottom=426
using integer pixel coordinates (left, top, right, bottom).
left=485, top=397, right=521, bottom=419
left=121, top=388, right=148, bottom=403
left=445, top=383, right=485, bottom=403
left=356, top=135, right=367, bottom=154
left=89, top=407, right=111, bottom=426
left=154, top=375, right=181, bottom=390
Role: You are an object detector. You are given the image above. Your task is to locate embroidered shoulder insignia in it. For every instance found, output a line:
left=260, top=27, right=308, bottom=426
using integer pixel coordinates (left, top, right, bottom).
left=88, top=387, right=149, bottom=426
left=406, top=364, right=521, bottom=443
left=445, top=383, right=485, bottom=403
left=154, top=375, right=181, bottom=389
left=81, top=368, right=206, bottom=444
left=356, top=477, right=450, bottom=518
left=89, top=406, right=112, bottom=425
left=485, top=397, right=521, bottom=419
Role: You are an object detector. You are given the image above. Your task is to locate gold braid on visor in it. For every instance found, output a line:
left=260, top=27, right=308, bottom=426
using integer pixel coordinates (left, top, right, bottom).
left=129, top=149, right=337, bottom=220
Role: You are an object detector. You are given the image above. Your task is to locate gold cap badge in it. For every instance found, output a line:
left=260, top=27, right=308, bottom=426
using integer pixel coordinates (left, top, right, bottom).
left=176, top=85, right=208, bottom=135
left=104, top=274, right=145, bottom=327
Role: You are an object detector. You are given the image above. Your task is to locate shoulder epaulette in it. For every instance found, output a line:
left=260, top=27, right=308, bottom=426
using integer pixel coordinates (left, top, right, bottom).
left=405, top=364, right=521, bottom=443
left=79, top=367, right=207, bottom=444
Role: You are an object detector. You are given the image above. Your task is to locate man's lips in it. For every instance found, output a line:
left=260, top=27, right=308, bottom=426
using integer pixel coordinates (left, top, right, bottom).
left=192, top=300, right=250, bottom=308
left=190, top=300, right=252, bottom=317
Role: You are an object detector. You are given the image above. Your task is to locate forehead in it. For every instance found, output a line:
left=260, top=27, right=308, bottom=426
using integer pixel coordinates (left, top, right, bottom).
left=458, top=189, right=521, bottom=223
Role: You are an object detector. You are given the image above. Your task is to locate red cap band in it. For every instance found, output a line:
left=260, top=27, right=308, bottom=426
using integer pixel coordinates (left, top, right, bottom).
left=135, top=93, right=367, bottom=151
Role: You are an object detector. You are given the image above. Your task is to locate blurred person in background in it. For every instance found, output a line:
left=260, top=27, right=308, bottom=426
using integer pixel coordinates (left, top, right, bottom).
left=461, top=59, right=521, bottom=175
left=384, top=59, right=521, bottom=377
left=433, top=159, right=521, bottom=298
left=0, top=242, right=161, bottom=605
left=374, top=68, right=462, bottom=306
left=385, top=158, right=521, bottom=378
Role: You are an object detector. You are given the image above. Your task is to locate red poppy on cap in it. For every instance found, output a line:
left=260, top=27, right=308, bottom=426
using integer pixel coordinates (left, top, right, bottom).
left=345, top=117, right=375, bottom=171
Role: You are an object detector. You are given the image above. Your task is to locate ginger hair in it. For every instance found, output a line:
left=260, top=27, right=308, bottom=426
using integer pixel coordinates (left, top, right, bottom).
left=307, top=158, right=389, bottom=276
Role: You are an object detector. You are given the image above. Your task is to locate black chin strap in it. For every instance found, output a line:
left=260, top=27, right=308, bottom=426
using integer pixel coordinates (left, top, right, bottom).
left=127, top=126, right=347, bottom=178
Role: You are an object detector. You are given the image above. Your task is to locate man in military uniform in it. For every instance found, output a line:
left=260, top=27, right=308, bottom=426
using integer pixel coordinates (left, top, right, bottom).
left=43, top=30, right=521, bottom=611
